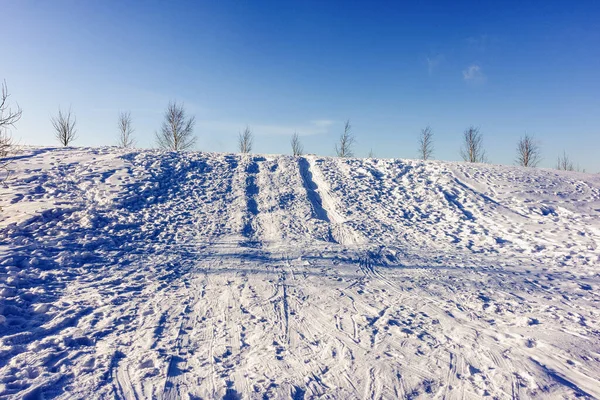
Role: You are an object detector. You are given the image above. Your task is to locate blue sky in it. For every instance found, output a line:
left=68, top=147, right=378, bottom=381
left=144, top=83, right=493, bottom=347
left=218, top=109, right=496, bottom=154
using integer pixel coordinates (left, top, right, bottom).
left=3, top=0, right=600, bottom=170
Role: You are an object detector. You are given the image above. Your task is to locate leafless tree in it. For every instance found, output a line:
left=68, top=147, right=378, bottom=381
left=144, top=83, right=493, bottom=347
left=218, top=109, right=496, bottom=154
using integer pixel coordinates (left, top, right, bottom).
left=1, top=80, right=22, bottom=188
left=0, top=124, right=15, bottom=185
left=1, top=81, right=22, bottom=156
left=0, top=129, right=15, bottom=195
left=1, top=80, right=22, bottom=134
left=515, top=133, right=541, bottom=167
left=335, top=119, right=355, bottom=158
left=0, top=130, right=13, bottom=159
left=52, top=107, right=77, bottom=146
left=117, top=111, right=135, bottom=148
left=290, top=131, right=303, bottom=156
left=556, top=151, right=575, bottom=171
left=238, top=126, right=253, bottom=153
left=460, top=126, right=486, bottom=163
left=155, top=101, right=196, bottom=151
left=418, top=125, right=434, bottom=160
left=0, top=128, right=14, bottom=190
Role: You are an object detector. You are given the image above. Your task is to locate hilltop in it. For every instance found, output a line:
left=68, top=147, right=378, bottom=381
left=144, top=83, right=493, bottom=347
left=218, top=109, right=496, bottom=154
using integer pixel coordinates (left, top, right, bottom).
left=1, top=146, right=600, bottom=399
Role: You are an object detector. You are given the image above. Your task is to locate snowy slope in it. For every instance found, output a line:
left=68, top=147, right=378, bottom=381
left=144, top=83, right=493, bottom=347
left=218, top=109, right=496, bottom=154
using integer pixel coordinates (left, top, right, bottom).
left=1, top=146, right=600, bottom=399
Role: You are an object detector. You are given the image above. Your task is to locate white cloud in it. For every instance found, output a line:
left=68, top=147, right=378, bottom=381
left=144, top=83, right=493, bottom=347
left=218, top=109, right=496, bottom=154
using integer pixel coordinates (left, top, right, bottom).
left=310, top=119, right=335, bottom=129
left=466, top=34, right=489, bottom=52
left=197, top=119, right=335, bottom=137
left=426, top=54, right=444, bottom=75
left=463, top=64, right=486, bottom=84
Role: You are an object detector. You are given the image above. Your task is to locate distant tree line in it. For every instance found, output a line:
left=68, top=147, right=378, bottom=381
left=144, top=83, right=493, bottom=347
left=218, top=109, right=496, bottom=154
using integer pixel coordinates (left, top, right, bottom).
left=0, top=78, right=593, bottom=173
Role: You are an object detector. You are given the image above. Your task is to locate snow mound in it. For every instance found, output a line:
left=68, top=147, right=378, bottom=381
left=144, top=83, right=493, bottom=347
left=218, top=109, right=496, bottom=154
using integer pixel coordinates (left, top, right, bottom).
left=1, top=147, right=599, bottom=399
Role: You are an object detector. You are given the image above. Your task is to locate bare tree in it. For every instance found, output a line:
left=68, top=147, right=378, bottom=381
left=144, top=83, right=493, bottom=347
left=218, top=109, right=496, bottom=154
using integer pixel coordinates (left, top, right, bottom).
left=238, top=126, right=253, bottom=153
left=1, top=81, right=22, bottom=159
left=418, top=125, right=434, bottom=160
left=117, top=111, right=135, bottom=148
left=516, top=133, right=541, bottom=167
left=0, top=130, right=13, bottom=159
left=0, top=80, right=22, bottom=133
left=460, top=126, right=486, bottom=163
left=0, top=128, right=14, bottom=189
left=52, top=107, right=77, bottom=146
left=335, top=119, right=355, bottom=158
left=290, top=131, right=303, bottom=156
left=155, top=101, right=196, bottom=151
left=0, top=81, right=22, bottom=189
left=556, top=151, right=575, bottom=171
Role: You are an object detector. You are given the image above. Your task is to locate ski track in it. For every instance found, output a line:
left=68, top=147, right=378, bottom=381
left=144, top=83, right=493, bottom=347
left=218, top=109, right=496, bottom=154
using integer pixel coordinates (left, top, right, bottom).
left=1, top=147, right=600, bottom=399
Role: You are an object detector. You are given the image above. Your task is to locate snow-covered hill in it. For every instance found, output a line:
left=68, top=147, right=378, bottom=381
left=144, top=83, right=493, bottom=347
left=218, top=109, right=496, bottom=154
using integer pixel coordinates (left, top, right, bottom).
left=1, top=146, right=600, bottom=399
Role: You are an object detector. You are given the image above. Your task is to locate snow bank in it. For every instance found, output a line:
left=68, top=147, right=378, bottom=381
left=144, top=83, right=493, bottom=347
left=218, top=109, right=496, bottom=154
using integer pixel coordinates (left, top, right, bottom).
left=1, top=147, right=599, bottom=399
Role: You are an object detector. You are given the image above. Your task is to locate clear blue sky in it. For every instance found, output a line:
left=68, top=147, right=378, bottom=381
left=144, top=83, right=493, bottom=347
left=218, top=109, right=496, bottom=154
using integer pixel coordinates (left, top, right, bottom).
left=4, top=0, right=600, bottom=170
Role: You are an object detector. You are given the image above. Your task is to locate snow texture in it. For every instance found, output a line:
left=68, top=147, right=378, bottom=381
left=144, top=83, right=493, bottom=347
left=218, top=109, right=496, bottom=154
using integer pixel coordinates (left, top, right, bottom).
left=1, top=146, right=600, bottom=399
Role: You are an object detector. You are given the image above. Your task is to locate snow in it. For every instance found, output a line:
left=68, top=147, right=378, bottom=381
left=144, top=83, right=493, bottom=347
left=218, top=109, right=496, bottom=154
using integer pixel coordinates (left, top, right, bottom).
left=1, top=146, right=600, bottom=399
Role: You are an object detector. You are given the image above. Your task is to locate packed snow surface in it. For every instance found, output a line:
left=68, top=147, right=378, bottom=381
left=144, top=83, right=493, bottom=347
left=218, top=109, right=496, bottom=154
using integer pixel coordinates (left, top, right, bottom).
left=1, top=147, right=600, bottom=399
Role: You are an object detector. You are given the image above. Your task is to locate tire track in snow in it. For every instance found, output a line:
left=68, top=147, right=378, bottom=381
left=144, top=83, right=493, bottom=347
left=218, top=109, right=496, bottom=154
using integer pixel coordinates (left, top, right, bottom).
left=162, top=302, right=194, bottom=400
left=241, top=157, right=262, bottom=247
left=298, top=157, right=331, bottom=224
left=114, top=352, right=138, bottom=400
left=299, top=156, right=365, bottom=245
left=281, top=270, right=290, bottom=345
left=298, top=157, right=337, bottom=243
